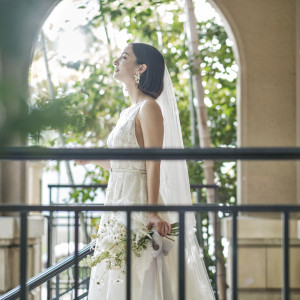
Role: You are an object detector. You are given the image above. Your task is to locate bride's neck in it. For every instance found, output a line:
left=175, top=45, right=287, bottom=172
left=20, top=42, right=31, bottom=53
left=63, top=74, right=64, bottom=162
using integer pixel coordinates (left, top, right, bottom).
left=125, top=83, right=148, bottom=105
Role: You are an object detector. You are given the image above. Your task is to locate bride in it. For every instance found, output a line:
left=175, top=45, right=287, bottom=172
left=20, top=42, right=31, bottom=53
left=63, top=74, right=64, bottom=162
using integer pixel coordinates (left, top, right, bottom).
left=86, top=42, right=215, bottom=299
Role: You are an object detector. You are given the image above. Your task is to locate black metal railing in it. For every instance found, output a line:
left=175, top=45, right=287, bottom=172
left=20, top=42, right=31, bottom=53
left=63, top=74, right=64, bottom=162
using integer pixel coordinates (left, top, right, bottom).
left=47, top=183, right=107, bottom=299
left=1, top=146, right=300, bottom=160
left=46, top=183, right=218, bottom=299
left=0, top=203, right=299, bottom=300
left=0, top=244, right=92, bottom=300
left=1, top=146, right=300, bottom=300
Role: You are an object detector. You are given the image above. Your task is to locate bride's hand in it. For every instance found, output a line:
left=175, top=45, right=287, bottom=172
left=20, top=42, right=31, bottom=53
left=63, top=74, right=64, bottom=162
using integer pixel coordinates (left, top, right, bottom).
left=146, top=212, right=171, bottom=237
left=75, top=160, right=88, bottom=165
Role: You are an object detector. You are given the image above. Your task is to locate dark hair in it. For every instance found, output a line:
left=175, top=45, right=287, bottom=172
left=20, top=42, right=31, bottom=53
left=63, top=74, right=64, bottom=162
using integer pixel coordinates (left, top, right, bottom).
left=130, top=43, right=165, bottom=99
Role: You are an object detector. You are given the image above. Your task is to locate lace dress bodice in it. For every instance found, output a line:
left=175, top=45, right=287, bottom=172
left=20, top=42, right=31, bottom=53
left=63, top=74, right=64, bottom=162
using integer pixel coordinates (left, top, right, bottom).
left=107, top=102, right=146, bottom=171
left=88, top=102, right=157, bottom=300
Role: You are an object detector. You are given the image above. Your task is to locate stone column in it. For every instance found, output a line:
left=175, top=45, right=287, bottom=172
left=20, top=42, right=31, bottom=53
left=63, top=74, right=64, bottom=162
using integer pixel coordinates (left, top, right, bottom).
left=0, top=2, right=60, bottom=297
left=209, top=0, right=300, bottom=298
left=27, top=161, right=47, bottom=206
left=0, top=161, right=28, bottom=206
left=212, top=0, right=297, bottom=206
left=222, top=217, right=300, bottom=299
left=0, top=216, right=44, bottom=299
left=0, top=0, right=59, bottom=208
left=0, top=161, right=47, bottom=297
left=296, top=0, right=300, bottom=205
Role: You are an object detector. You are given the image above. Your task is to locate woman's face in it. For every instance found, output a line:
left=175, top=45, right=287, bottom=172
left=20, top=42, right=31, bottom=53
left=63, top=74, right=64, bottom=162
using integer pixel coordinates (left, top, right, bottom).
left=113, top=45, right=138, bottom=84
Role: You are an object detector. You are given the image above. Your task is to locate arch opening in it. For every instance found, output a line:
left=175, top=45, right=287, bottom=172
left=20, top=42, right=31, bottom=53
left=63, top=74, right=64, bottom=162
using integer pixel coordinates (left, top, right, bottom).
left=28, top=1, right=239, bottom=297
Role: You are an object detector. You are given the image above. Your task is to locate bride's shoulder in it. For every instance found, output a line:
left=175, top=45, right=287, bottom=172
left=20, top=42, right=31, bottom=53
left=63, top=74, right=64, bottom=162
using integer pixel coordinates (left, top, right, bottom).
left=140, top=99, right=162, bottom=117
left=138, top=100, right=163, bottom=126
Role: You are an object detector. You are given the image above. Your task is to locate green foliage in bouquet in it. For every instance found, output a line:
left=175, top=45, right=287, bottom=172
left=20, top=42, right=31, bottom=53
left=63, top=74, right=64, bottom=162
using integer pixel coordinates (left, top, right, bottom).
left=80, top=220, right=179, bottom=274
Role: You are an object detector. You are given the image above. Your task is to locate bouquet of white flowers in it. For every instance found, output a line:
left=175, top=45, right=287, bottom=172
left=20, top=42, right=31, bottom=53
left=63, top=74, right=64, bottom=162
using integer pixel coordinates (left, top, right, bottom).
left=80, top=215, right=179, bottom=274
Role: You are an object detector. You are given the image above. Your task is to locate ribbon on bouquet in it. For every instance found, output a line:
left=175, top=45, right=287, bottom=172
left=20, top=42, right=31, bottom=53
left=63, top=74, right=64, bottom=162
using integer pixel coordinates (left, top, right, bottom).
left=141, top=231, right=174, bottom=300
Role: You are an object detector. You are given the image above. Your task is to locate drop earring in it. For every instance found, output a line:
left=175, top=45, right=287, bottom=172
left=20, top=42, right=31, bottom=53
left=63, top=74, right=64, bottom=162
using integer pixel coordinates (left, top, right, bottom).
left=134, top=71, right=140, bottom=84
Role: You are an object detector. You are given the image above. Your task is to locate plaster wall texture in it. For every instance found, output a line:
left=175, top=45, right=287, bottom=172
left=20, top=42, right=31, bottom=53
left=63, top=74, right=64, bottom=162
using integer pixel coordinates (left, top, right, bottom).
left=296, top=0, right=300, bottom=204
left=27, top=161, right=45, bottom=206
left=223, top=217, right=300, bottom=295
left=212, top=0, right=298, bottom=205
left=212, top=1, right=300, bottom=298
left=0, top=161, right=27, bottom=205
left=0, top=216, right=44, bottom=298
left=0, top=0, right=60, bottom=207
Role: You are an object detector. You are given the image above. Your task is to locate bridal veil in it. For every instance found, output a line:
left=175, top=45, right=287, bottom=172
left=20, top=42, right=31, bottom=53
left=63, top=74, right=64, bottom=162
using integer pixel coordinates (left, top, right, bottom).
left=156, top=66, right=216, bottom=299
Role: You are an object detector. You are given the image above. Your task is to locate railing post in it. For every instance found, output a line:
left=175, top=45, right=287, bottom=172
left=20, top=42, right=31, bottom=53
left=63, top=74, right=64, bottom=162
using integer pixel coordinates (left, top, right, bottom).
left=232, top=210, right=238, bottom=300
left=74, top=211, right=79, bottom=299
left=126, top=211, right=132, bottom=300
left=214, top=187, right=219, bottom=300
left=195, top=189, right=204, bottom=246
left=20, top=211, right=28, bottom=300
left=68, top=210, right=71, bottom=288
left=178, top=211, right=185, bottom=300
left=56, top=274, right=60, bottom=298
left=47, top=187, right=53, bottom=300
left=47, top=212, right=53, bottom=300
left=282, top=211, right=290, bottom=300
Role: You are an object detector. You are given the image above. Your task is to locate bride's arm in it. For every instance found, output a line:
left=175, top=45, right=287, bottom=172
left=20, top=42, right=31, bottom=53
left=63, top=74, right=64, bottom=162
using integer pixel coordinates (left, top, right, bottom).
left=138, top=100, right=171, bottom=237
left=76, top=160, right=111, bottom=170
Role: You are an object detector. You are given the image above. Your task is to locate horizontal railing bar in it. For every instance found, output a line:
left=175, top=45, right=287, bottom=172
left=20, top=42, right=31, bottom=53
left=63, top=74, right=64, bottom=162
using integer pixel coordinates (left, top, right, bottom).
left=48, top=183, right=218, bottom=189
left=0, top=245, right=93, bottom=300
left=1, top=147, right=300, bottom=160
left=190, top=184, right=218, bottom=189
left=0, top=204, right=300, bottom=213
left=48, top=184, right=108, bottom=188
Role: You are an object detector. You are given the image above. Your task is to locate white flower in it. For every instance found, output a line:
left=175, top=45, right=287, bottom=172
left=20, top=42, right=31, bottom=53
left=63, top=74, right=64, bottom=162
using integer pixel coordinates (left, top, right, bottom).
left=101, top=236, right=114, bottom=249
left=80, top=219, right=178, bottom=273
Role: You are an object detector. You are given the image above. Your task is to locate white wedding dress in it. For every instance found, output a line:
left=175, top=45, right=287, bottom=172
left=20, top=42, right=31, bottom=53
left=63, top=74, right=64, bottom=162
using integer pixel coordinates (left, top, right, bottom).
left=88, top=101, right=215, bottom=299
